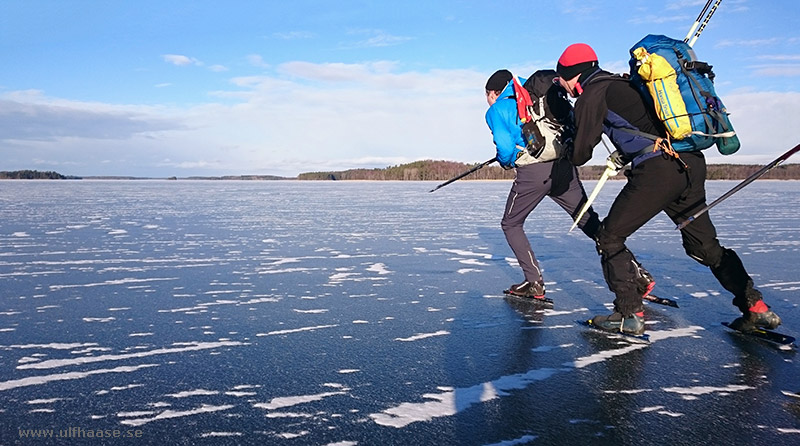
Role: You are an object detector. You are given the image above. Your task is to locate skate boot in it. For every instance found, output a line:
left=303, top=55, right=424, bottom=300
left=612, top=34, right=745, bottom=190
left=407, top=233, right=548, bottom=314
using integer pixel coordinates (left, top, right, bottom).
left=589, top=311, right=646, bottom=336
left=507, top=280, right=546, bottom=300
left=729, top=300, right=782, bottom=332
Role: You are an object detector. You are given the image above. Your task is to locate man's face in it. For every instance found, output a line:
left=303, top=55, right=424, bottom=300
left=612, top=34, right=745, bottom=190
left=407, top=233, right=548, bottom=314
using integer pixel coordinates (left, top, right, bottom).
left=558, top=75, right=580, bottom=98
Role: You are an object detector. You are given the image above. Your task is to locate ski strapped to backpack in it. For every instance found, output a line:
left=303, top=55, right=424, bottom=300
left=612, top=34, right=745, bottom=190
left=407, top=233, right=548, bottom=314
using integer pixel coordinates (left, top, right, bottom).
left=510, top=70, right=575, bottom=166
left=628, top=34, right=739, bottom=155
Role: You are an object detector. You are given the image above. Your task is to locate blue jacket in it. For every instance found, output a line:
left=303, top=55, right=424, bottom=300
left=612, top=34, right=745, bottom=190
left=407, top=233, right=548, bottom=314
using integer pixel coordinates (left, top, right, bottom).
left=485, top=77, right=526, bottom=168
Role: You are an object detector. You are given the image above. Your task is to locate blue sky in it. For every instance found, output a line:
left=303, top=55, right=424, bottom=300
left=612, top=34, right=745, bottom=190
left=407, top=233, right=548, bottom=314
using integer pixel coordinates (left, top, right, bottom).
left=2, top=0, right=799, bottom=177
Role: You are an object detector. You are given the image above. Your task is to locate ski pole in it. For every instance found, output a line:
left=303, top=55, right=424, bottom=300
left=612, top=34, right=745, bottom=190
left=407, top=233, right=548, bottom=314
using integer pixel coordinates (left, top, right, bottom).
left=676, top=143, right=800, bottom=230
left=569, top=162, right=619, bottom=232
left=567, top=136, right=616, bottom=232
left=688, top=0, right=723, bottom=47
left=429, top=157, right=497, bottom=193
left=684, top=0, right=715, bottom=43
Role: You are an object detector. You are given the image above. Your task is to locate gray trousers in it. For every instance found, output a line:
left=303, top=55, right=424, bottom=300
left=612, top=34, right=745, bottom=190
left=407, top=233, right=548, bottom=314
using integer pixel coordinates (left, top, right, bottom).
left=501, top=160, right=600, bottom=284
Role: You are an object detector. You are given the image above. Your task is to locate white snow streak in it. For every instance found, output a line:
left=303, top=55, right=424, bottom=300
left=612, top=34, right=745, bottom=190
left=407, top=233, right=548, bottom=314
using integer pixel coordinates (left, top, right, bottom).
left=371, top=326, right=705, bottom=428
left=253, top=390, right=348, bottom=410
left=394, top=330, right=450, bottom=342
left=0, top=364, right=159, bottom=391
left=119, top=404, right=235, bottom=427
left=17, top=341, right=244, bottom=370
left=257, top=324, right=339, bottom=336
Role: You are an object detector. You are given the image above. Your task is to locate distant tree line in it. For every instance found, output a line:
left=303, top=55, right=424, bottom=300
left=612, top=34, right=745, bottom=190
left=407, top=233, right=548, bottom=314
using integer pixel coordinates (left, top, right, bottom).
left=298, top=160, right=516, bottom=181
left=6, top=162, right=800, bottom=181
left=299, top=160, right=800, bottom=181
left=0, top=170, right=80, bottom=179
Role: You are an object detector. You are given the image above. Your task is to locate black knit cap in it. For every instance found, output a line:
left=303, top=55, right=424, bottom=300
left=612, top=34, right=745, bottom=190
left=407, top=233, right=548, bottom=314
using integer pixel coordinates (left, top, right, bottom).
left=485, top=69, right=512, bottom=92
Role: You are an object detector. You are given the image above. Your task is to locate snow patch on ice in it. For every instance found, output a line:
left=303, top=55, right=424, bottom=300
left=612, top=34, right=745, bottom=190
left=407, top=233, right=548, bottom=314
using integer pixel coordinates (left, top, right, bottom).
left=372, top=326, right=705, bottom=428
left=662, top=384, right=754, bottom=397
left=258, top=325, right=338, bottom=336
left=457, top=268, right=483, bottom=274
left=441, top=248, right=492, bottom=259
left=119, top=404, right=234, bottom=426
left=395, top=330, right=449, bottom=342
left=167, top=389, right=219, bottom=398
left=17, top=341, right=244, bottom=370
left=366, top=263, right=391, bottom=274
left=0, top=364, right=159, bottom=391
left=531, top=344, right=573, bottom=353
left=483, top=434, right=538, bottom=445
left=253, top=390, right=348, bottom=410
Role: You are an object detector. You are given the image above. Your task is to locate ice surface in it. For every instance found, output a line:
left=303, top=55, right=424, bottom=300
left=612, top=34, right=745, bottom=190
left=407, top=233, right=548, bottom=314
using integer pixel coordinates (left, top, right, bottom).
left=1, top=180, right=798, bottom=444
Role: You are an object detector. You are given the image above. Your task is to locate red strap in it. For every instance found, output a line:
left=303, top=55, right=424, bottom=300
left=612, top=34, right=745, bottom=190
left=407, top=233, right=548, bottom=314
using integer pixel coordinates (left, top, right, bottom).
left=512, top=77, right=533, bottom=123
left=749, top=300, right=768, bottom=313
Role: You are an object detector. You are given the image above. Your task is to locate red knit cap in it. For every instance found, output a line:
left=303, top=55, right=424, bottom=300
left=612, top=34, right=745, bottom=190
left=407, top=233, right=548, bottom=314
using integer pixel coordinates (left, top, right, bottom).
left=556, top=43, right=598, bottom=80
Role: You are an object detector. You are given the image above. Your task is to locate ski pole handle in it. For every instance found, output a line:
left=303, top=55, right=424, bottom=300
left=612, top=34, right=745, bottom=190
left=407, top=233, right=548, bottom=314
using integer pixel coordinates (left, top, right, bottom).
left=688, top=0, right=722, bottom=46
left=684, top=0, right=714, bottom=43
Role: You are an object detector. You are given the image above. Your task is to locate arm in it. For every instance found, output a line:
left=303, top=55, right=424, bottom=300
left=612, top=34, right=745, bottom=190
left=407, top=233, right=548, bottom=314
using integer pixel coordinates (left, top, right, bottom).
left=485, top=100, right=522, bottom=168
left=570, top=93, right=607, bottom=166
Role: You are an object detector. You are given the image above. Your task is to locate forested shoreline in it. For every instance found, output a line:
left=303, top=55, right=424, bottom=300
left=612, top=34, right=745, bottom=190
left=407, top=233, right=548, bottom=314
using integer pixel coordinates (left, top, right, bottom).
left=298, top=160, right=800, bottom=181
left=4, top=161, right=800, bottom=181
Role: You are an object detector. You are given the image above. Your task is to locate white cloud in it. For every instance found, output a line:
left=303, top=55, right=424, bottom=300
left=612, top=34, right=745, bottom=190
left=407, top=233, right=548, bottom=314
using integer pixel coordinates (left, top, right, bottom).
left=748, top=64, right=800, bottom=77
left=715, top=38, right=780, bottom=48
left=343, top=29, right=413, bottom=49
left=628, top=14, right=692, bottom=25
left=3, top=62, right=798, bottom=178
left=273, top=31, right=314, bottom=40
left=162, top=54, right=199, bottom=66
left=247, top=54, right=270, bottom=68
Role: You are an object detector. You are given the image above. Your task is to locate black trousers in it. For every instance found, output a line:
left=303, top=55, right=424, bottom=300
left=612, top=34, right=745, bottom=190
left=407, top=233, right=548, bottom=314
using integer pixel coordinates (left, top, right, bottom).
left=596, top=151, right=756, bottom=315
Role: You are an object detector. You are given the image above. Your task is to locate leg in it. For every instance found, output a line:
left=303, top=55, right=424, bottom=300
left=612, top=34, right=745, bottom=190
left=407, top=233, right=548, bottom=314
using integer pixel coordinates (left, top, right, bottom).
left=665, top=153, right=781, bottom=329
left=550, top=162, right=654, bottom=296
left=598, top=156, right=688, bottom=315
left=548, top=161, right=600, bottom=239
left=501, top=163, right=552, bottom=284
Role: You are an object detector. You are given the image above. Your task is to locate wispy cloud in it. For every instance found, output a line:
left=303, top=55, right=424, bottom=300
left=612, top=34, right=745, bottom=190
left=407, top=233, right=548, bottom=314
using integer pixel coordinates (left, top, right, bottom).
left=162, top=54, right=201, bottom=66
left=162, top=54, right=227, bottom=72
left=665, top=0, right=709, bottom=10
left=343, top=29, right=412, bottom=49
left=756, top=54, right=800, bottom=61
left=715, top=38, right=781, bottom=48
left=273, top=31, right=314, bottom=40
left=247, top=54, right=270, bottom=68
left=629, top=14, right=692, bottom=25
left=748, top=64, right=800, bottom=77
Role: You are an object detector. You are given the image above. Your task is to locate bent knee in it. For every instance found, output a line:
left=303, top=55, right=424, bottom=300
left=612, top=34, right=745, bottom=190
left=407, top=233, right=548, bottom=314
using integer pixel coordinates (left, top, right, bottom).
left=684, top=241, right=724, bottom=267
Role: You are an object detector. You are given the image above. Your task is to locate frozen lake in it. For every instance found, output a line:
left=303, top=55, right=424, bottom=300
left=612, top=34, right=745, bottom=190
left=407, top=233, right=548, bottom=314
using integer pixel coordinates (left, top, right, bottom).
left=1, top=179, right=798, bottom=445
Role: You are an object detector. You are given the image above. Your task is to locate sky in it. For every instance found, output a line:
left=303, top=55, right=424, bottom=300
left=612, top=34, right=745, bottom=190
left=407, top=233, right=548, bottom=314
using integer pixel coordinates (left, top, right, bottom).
left=2, top=0, right=799, bottom=178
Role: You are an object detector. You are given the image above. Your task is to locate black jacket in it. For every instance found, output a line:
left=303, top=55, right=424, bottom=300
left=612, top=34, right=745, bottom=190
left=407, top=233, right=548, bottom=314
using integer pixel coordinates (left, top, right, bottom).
left=570, top=69, right=665, bottom=166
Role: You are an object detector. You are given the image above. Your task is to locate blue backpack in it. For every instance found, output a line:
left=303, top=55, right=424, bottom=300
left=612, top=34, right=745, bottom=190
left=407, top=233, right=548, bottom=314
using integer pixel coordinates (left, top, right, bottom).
left=628, top=34, right=739, bottom=155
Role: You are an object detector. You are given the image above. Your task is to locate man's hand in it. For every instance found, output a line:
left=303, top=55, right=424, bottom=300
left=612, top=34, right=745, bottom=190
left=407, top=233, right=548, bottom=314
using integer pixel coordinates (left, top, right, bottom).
left=606, top=150, right=627, bottom=172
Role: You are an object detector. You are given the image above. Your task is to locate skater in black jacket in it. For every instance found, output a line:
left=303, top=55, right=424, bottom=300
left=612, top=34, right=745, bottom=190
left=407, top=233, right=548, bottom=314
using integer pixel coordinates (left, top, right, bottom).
left=555, top=43, right=781, bottom=335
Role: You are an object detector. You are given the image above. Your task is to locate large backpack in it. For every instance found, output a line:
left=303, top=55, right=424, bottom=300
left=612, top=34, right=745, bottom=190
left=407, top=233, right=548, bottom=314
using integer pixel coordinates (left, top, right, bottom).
left=510, top=70, right=575, bottom=165
left=628, top=34, right=739, bottom=155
